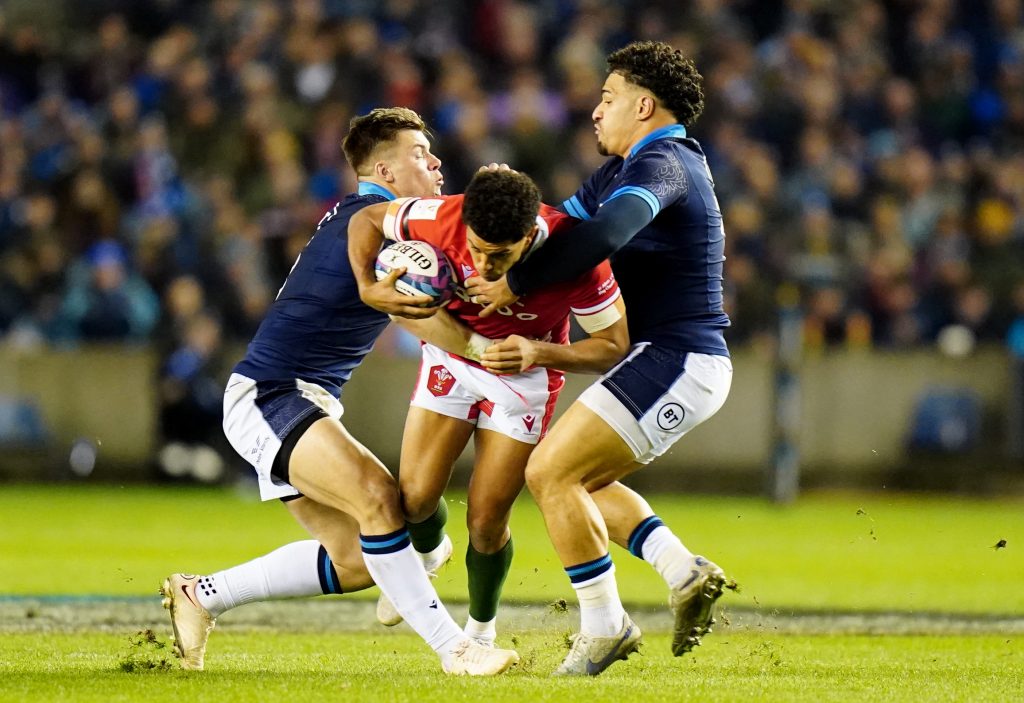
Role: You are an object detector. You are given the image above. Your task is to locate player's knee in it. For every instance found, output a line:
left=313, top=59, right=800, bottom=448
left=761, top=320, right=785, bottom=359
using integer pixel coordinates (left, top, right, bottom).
left=524, top=458, right=558, bottom=500
left=355, top=472, right=402, bottom=523
left=466, top=507, right=508, bottom=550
left=400, top=485, right=441, bottom=524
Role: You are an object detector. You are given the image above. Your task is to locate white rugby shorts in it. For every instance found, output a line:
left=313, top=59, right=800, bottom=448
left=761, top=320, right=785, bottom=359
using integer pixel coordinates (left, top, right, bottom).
left=578, top=343, right=732, bottom=464
left=223, top=372, right=343, bottom=501
left=412, top=343, right=564, bottom=444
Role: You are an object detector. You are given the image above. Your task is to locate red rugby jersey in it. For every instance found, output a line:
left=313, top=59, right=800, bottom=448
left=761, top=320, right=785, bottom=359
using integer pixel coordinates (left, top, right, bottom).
left=382, top=195, right=620, bottom=344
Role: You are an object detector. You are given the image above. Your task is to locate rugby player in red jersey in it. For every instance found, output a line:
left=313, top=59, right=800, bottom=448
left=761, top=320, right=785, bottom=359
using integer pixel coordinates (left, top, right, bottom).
left=349, top=169, right=629, bottom=646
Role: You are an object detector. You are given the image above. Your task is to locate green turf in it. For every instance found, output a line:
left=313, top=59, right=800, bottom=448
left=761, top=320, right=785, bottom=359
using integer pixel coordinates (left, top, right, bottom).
left=1, top=484, right=1021, bottom=614
left=0, top=630, right=1019, bottom=703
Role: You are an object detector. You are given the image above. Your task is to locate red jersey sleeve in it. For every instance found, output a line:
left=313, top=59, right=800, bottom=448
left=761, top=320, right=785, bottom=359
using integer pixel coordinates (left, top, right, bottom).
left=382, top=195, right=465, bottom=247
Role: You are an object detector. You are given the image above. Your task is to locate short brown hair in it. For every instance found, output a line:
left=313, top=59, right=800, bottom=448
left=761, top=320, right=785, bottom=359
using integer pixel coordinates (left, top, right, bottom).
left=462, top=170, right=541, bottom=244
left=341, top=107, right=429, bottom=175
left=608, top=41, right=705, bottom=126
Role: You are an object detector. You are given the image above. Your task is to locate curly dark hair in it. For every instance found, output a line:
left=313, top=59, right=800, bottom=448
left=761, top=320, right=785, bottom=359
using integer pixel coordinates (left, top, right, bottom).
left=462, top=170, right=541, bottom=244
left=607, top=41, right=705, bottom=126
left=341, top=107, right=429, bottom=174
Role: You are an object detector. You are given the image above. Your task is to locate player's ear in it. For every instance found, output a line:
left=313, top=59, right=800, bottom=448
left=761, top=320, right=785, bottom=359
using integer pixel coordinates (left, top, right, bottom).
left=637, top=94, right=656, bottom=120
left=524, top=224, right=539, bottom=247
left=375, top=160, right=393, bottom=182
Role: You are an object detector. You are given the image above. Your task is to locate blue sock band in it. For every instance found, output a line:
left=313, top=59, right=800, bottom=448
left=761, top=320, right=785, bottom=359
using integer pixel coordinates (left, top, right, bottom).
left=627, top=515, right=665, bottom=558
left=565, top=553, right=614, bottom=584
left=360, top=528, right=412, bottom=555
left=316, top=544, right=343, bottom=594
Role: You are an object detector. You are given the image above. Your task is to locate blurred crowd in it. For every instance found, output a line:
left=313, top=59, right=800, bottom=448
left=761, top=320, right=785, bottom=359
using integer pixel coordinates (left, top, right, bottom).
left=1, top=0, right=1023, bottom=365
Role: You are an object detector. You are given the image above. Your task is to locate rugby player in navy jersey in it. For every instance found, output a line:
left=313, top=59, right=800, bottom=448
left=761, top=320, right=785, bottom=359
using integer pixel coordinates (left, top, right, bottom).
left=465, top=42, right=733, bottom=675
left=159, top=108, right=518, bottom=676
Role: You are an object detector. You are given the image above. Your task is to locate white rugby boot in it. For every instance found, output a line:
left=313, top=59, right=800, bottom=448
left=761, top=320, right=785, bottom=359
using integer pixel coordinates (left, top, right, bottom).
left=553, top=614, right=642, bottom=676
left=160, top=573, right=216, bottom=670
left=376, top=534, right=453, bottom=626
left=442, top=638, right=519, bottom=676
left=669, top=555, right=726, bottom=656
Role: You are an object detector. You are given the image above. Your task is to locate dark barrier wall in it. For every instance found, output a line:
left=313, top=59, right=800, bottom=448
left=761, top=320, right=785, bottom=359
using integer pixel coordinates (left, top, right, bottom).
left=0, top=346, right=1012, bottom=488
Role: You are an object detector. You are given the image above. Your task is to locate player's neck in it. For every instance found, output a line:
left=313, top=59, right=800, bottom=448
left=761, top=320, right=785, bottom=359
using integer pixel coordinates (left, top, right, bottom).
left=620, top=118, right=680, bottom=158
left=357, top=177, right=397, bottom=198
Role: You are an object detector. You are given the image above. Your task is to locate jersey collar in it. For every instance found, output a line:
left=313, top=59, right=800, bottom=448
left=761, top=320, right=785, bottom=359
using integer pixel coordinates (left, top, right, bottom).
left=626, top=124, right=688, bottom=160
left=357, top=182, right=397, bottom=200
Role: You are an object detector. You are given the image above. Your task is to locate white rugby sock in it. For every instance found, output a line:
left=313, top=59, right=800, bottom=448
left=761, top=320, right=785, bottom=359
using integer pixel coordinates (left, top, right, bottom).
left=361, top=530, right=464, bottom=657
left=464, top=615, right=497, bottom=645
left=195, top=540, right=327, bottom=617
left=574, top=568, right=626, bottom=637
left=641, top=526, right=696, bottom=590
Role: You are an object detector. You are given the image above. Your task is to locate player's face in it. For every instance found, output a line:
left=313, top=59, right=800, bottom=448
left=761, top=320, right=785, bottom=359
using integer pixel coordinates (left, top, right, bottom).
left=382, top=130, right=444, bottom=197
left=592, top=72, right=646, bottom=158
left=465, top=227, right=536, bottom=281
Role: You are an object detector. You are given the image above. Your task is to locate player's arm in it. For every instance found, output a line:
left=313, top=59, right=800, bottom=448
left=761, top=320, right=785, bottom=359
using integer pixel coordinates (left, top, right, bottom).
left=348, top=201, right=440, bottom=319
left=466, top=195, right=654, bottom=314
left=390, top=312, right=493, bottom=363
left=480, top=296, right=628, bottom=375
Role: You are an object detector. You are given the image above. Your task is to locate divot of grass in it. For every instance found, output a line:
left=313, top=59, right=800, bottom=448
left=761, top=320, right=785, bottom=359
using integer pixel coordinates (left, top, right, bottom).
left=118, top=629, right=174, bottom=673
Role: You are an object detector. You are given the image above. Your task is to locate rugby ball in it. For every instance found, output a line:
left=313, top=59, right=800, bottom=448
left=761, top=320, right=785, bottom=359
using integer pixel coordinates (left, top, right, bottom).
left=374, top=240, right=455, bottom=304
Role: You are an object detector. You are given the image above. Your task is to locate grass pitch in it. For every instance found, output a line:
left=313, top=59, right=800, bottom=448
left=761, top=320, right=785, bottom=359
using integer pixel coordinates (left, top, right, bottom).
left=1, top=629, right=1019, bottom=703
left=1, top=484, right=1021, bottom=613
left=0, top=484, right=1022, bottom=701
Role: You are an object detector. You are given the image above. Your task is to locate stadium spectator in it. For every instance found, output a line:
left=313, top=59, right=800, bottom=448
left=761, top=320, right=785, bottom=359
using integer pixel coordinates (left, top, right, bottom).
left=48, top=239, right=160, bottom=345
left=0, top=0, right=1020, bottom=356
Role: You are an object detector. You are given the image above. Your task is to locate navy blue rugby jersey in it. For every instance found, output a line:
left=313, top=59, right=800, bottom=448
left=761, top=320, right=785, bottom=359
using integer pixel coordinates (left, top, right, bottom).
left=561, top=125, right=730, bottom=355
left=232, top=183, right=394, bottom=397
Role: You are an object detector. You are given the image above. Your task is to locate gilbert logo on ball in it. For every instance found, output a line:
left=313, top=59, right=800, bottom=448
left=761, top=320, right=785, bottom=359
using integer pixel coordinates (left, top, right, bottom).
left=375, top=240, right=455, bottom=304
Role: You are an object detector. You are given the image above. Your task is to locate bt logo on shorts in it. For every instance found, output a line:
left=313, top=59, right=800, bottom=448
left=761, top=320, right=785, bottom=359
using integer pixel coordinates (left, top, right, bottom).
left=428, top=365, right=455, bottom=397
left=656, top=402, right=685, bottom=431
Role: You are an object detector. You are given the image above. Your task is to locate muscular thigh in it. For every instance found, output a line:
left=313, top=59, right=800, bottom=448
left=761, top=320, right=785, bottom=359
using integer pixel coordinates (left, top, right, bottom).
left=399, top=407, right=475, bottom=511
left=529, top=400, right=640, bottom=487
left=467, top=428, right=535, bottom=517
left=287, top=417, right=394, bottom=519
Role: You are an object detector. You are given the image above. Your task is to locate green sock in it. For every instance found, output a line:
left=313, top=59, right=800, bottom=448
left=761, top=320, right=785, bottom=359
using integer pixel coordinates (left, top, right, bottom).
left=466, top=536, right=514, bottom=622
left=406, top=496, right=448, bottom=553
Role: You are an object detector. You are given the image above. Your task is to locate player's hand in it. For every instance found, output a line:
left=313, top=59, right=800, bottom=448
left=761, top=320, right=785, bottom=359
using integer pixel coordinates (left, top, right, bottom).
left=361, top=267, right=441, bottom=319
left=481, top=335, right=536, bottom=375
left=465, top=274, right=518, bottom=318
left=477, top=163, right=514, bottom=173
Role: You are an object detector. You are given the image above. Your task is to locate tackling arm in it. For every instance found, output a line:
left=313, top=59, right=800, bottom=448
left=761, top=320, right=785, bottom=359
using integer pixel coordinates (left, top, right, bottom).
left=347, top=202, right=440, bottom=318
left=480, top=297, right=629, bottom=375
left=391, top=313, right=493, bottom=363
left=466, top=195, right=654, bottom=315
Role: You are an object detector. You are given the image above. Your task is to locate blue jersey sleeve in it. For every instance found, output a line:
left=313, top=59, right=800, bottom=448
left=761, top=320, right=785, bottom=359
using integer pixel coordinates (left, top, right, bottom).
left=604, top=149, right=689, bottom=219
left=507, top=192, right=654, bottom=295
left=560, top=160, right=615, bottom=221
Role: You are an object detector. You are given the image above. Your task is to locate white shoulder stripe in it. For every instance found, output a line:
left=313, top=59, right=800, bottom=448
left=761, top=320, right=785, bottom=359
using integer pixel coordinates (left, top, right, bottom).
left=571, top=289, right=621, bottom=316
left=573, top=291, right=622, bottom=333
